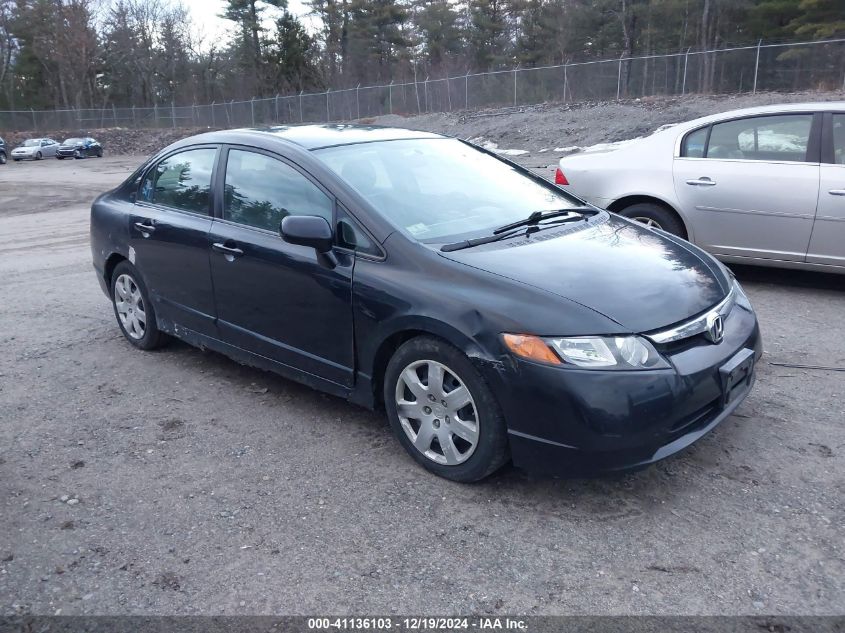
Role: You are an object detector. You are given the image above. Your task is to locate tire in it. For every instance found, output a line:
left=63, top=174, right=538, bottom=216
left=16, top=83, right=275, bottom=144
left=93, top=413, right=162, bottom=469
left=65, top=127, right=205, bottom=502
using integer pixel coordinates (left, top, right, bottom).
left=56, top=155, right=64, bottom=160
left=0, top=152, right=6, bottom=165
left=74, top=150, right=82, bottom=159
left=384, top=336, right=509, bottom=482
left=110, top=261, right=166, bottom=351
left=13, top=158, right=20, bottom=162
left=35, top=151, right=42, bottom=160
left=97, top=149, right=103, bottom=158
left=618, top=202, right=685, bottom=238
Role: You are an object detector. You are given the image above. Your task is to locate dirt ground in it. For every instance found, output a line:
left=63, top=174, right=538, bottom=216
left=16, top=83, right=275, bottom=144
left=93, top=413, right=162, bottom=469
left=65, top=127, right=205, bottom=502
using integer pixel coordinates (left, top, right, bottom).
left=0, top=139, right=843, bottom=616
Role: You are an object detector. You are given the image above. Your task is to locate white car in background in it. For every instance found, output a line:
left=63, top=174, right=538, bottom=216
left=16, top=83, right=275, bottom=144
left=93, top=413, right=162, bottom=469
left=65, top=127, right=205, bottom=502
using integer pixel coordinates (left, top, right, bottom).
left=556, top=103, right=845, bottom=273
left=11, top=137, right=60, bottom=161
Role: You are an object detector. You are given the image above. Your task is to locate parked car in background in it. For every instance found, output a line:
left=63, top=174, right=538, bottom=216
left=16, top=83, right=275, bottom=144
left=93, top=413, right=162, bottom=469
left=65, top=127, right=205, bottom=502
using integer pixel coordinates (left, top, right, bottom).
left=57, top=137, right=103, bottom=159
left=10, top=138, right=59, bottom=161
left=556, top=103, right=845, bottom=273
left=0, top=137, right=6, bottom=165
left=90, top=125, right=760, bottom=482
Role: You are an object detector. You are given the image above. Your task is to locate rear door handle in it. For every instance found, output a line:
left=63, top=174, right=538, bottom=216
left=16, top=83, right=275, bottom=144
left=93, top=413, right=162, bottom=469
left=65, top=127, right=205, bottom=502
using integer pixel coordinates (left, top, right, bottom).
left=212, top=242, right=244, bottom=258
left=134, top=221, right=156, bottom=234
left=829, top=189, right=845, bottom=196
left=686, top=178, right=716, bottom=186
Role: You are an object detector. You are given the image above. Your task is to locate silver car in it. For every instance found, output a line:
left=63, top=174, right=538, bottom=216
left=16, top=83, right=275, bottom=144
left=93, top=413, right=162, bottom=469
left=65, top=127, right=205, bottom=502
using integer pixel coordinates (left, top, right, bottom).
left=11, top=138, right=60, bottom=161
left=557, top=102, right=845, bottom=273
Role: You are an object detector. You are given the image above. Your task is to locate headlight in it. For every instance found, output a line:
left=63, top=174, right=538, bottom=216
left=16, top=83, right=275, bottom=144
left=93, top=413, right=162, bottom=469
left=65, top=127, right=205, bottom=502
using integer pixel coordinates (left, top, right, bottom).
left=502, top=333, right=669, bottom=369
left=733, top=278, right=753, bottom=311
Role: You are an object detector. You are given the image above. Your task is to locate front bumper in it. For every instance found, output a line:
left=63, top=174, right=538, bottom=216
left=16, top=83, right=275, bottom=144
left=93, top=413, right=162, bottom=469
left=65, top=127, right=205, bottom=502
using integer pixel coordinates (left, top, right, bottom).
left=483, top=302, right=762, bottom=476
left=57, top=148, right=80, bottom=156
left=11, top=152, right=34, bottom=159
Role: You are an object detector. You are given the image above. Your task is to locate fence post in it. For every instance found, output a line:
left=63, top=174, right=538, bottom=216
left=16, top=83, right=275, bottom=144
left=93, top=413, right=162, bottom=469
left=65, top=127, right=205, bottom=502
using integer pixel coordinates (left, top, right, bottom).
left=154, top=103, right=159, bottom=127
left=389, top=80, right=394, bottom=114
left=356, top=84, right=361, bottom=120
left=112, top=104, right=118, bottom=127
left=326, top=90, right=330, bottom=122
left=752, top=39, right=762, bottom=94
left=563, top=64, right=568, bottom=103
left=616, top=54, right=624, bottom=100
left=513, top=67, right=518, bottom=106
left=465, top=73, right=469, bottom=109
left=446, top=76, right=452, bottom=111
left=31, top=108, right=36, bottom=131
left=682, top=47, right=691, bottom=95
left=211, top=101, right=215, bottom=128
left=299, top=91, right=304, bottom=122
left=424, top=77, right=429, bottom=113
left=250, top=98, right=255, bottom=126
left=132, top=105, right=136, bottom=127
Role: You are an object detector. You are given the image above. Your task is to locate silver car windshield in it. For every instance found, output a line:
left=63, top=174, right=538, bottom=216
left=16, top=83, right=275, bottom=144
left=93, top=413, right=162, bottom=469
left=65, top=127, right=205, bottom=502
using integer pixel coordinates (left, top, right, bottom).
left=315, top=138, right=582, bottom=242
left=23, top=140, right=40, bottom=147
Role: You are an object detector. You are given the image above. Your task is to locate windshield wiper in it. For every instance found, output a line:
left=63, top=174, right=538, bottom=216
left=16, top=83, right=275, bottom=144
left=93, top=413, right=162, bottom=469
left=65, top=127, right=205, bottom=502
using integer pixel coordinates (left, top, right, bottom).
left=440, top=213, right=592, bottom=252
left=492, top=207, right=597, bottom=235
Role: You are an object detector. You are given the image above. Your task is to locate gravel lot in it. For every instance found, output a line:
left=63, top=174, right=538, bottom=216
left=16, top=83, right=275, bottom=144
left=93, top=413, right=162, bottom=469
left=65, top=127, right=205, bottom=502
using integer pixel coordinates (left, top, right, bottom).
left=0, top=147, right=843, bottom=617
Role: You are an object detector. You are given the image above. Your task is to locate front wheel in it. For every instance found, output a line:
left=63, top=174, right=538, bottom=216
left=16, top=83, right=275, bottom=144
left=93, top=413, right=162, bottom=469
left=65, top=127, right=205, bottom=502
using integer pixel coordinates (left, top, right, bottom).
left=111, top=261, right=166, bottom=350
left=35, top=151, right=42, bottom=160
left=384, top=336, right=509, bottom=482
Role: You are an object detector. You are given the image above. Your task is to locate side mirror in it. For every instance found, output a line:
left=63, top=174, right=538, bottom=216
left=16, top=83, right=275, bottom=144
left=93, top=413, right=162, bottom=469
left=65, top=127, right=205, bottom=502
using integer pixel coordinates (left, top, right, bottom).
left=280, top=215, right=333, bottom=254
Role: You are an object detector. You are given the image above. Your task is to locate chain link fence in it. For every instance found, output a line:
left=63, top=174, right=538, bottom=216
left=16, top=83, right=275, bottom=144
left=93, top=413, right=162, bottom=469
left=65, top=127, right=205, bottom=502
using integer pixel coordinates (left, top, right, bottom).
left=1, top=37, right=843, bottom=133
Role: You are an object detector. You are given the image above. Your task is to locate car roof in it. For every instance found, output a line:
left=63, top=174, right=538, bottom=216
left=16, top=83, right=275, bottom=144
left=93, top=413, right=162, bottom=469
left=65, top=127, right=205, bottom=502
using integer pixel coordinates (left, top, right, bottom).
left=194, top=124, right=447, bottom=150
left=678, top=101, right=845, bottom=129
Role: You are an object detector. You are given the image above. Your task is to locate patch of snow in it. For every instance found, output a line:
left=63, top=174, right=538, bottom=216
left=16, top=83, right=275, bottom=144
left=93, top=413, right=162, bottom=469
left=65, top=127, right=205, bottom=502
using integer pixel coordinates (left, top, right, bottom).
left=478, top=139, right=529, bottom=156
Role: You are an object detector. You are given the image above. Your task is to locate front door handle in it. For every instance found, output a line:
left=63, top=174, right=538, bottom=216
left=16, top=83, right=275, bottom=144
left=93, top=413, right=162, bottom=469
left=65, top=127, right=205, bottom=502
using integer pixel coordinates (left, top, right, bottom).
left=829, top=189, right=845, bottom=196
left=212, top=242, right=244, bottom=259
left=686, top=178, right=716, bottom=186
left=134, top=221, right=156, bottom=235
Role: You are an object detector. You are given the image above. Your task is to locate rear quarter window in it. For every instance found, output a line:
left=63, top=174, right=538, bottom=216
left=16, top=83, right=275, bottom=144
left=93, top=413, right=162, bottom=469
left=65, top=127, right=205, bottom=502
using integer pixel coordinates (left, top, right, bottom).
left=681, top=127, right=708, bottom=158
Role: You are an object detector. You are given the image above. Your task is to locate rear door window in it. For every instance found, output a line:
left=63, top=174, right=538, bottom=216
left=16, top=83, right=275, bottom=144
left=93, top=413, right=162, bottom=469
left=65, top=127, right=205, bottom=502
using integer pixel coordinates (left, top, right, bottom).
left=706, top=114, right=813, bottom=162
left=141, top=147, right=217, bottom=214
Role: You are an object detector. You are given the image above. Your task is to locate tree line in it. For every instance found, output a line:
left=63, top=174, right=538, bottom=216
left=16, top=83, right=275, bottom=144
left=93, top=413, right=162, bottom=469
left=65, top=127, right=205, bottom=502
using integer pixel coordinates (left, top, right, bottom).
left=0, top=0, right=842, bottom=111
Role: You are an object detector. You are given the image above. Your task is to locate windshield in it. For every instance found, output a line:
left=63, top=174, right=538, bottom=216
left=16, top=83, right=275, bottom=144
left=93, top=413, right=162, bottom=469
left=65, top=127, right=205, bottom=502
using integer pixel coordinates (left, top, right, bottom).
left=23, top=140, right=40, bottom=147
left=314, top=138, right=583, bottom=242
left=64, top=138, right=84, bottom=144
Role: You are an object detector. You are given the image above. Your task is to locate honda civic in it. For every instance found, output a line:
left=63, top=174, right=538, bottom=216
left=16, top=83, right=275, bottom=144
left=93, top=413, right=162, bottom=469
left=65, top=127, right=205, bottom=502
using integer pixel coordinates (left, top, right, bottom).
left=90, top=125, right=761, bottom=482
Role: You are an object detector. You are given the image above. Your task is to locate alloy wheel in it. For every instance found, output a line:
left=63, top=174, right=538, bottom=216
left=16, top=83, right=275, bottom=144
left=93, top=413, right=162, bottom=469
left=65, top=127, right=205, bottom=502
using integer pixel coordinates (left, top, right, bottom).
left=632, top=216, right=662, bottom=229
left=114, top=273, right=147, bottom=340
left=394, top=360, right=479, bottom=466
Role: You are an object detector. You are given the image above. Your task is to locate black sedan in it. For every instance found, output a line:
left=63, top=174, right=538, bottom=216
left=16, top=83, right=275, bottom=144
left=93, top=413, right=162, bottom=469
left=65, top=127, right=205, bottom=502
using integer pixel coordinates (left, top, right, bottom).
left=57, top=137, right=103, bottom=159
left=90, top=125, right=761, bottom=482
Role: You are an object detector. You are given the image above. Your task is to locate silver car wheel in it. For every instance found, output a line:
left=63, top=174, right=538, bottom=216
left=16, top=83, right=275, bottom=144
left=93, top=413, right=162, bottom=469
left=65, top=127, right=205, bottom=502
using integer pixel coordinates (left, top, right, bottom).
left=114, top=273, right=147, bottom=340
left=632, top=216, right=662, bottom=229
left=395, top=359, right=479, bottom=466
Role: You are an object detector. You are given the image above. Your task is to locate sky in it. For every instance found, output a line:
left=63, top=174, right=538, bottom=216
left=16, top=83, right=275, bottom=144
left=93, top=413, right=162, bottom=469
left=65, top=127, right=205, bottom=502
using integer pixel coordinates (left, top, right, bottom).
left=180, top=0, right=318, bottom=42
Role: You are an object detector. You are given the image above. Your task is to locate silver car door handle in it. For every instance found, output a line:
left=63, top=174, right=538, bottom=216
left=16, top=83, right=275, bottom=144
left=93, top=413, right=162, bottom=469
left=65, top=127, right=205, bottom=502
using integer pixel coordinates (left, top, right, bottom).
left=828, top=189, right=845, bottom=196
left=686, top=178, right=716, bottom=186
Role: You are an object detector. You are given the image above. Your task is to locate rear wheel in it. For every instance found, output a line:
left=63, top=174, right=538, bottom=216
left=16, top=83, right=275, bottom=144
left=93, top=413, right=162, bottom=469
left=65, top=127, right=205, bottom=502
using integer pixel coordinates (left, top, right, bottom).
left=384, top=336, right=509, bottom=482
left=111, top=261, right=166, bottom=350
left=618, top=202, right=685, bottom=238
left=35, top=151, right=42, bottom=160
left=0, top=152, right=5, bottom=165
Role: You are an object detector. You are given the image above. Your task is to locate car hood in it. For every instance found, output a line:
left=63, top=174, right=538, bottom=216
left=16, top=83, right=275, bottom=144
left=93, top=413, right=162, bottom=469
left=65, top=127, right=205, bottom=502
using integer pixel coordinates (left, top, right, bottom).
left=438, top=214, right=729, bottom=333
left=13, top=147, right=36, bottom=152
left=60, top=144, right=83, bottom=149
